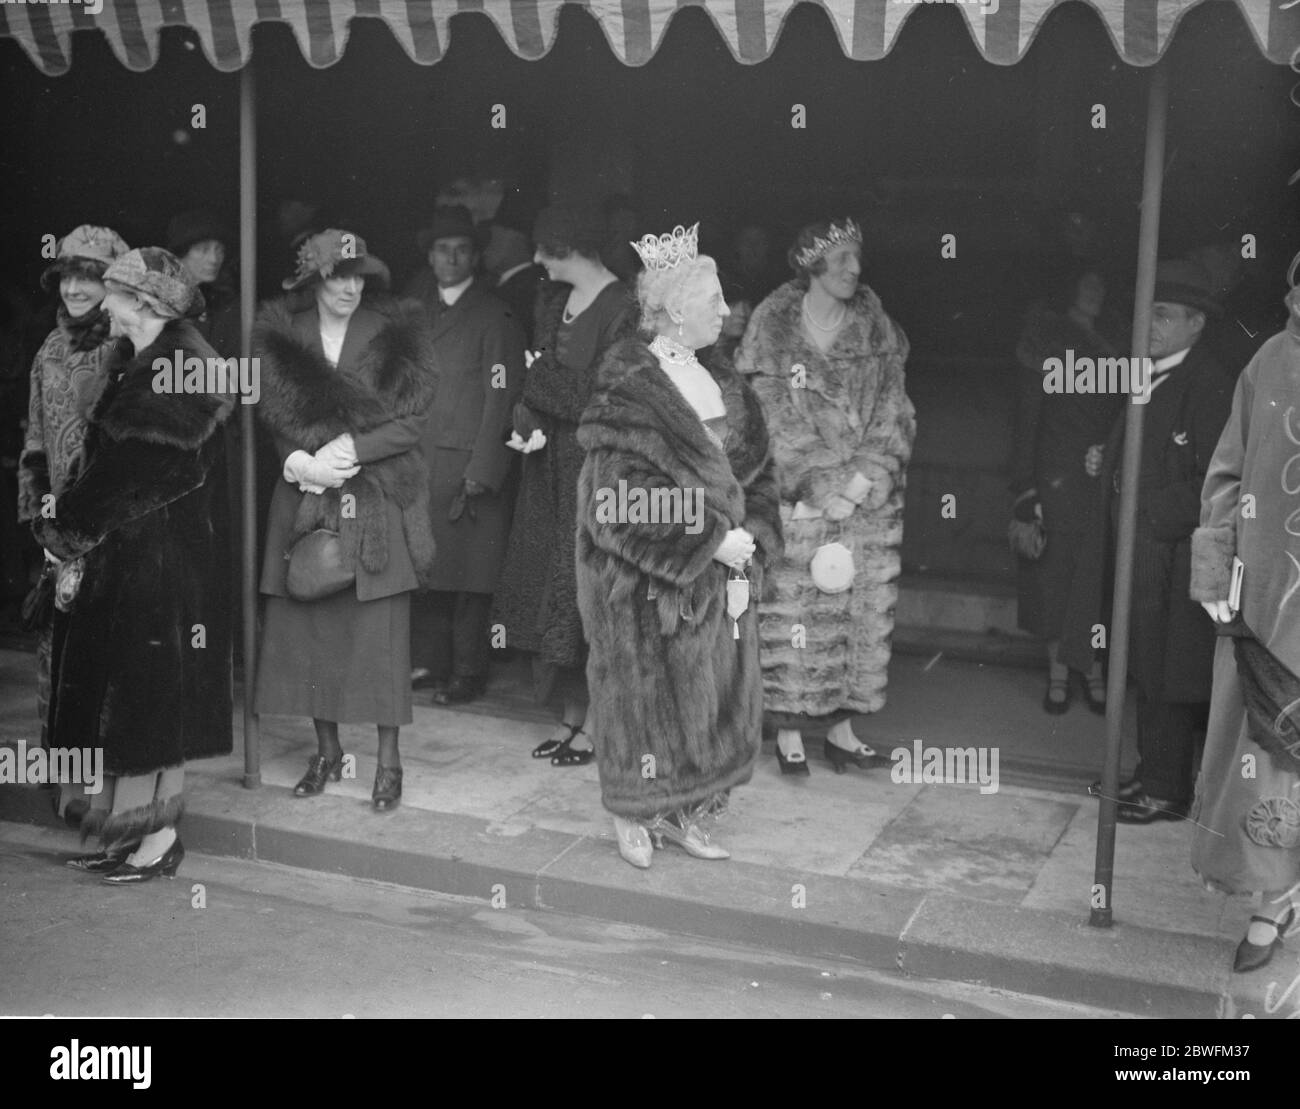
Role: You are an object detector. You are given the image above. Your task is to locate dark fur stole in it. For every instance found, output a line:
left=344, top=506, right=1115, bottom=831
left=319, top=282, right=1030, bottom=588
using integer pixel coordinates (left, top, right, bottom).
left=58, top=304, right=114, bottom=352
left=253, top=299, right=437, bottom=579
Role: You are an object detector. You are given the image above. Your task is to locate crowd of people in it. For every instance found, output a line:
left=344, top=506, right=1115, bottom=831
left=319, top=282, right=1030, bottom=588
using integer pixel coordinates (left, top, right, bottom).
left=8, top=184, right=1300, bottom=975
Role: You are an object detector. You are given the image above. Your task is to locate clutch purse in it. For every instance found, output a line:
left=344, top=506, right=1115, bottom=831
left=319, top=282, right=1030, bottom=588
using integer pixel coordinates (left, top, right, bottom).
left=53, top=557, right=85, bottom=613
left=726, top=567, right=751, bottom=640
left=285, top=529, right=355, bottom=601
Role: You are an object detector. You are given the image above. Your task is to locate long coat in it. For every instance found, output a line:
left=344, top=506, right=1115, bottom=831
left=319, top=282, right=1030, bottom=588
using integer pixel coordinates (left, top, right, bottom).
left=253, top=300, right=438, bottom=602
left=735, top=280, right=915, bottom=717
left=33, top=321, right=234, bottom=781
left=414, top=284, right=524, bottom=594
left=1060, top=341, right=1234, bottom=700
left=576, top=338, right=783, bottom=819
left=493, top=281, right=638, bottom=667
left=1189, top=327, right=1300, bottom=894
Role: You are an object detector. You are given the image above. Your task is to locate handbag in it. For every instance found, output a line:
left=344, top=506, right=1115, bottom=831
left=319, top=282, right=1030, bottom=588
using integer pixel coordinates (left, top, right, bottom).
left=53, top=557, right=85, bottom=613
left=20, top=567, right=55, bottom=631
left=285, top=529, right=355, bottom=601
left=1007, top=517, right=1047, bottom=561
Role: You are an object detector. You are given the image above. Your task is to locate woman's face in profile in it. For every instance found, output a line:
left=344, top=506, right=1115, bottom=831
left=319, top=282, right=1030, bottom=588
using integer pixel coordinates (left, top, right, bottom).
left=811, top=244, right=861, bottom=302
left=317, top=274, right=364, bottom=320
left=678, top=272, right=729, bottom=349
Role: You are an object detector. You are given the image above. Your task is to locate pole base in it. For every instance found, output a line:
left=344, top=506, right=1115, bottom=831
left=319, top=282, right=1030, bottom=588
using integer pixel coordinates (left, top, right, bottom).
left=242, top=772, right=262, bottom=790
left=1088, top=908, right=1113, bottom=928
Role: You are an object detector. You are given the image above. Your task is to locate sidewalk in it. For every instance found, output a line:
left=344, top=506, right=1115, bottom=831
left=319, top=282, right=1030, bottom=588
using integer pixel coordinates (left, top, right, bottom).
left=1, top=646, right=1295, bottom=1018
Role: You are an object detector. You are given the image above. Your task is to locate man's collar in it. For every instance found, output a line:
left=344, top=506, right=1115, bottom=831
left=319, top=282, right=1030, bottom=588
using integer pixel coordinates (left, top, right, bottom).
left=439, top=275, right=475, bottom=306
left=1153, top=346, right=1192, bottom=373
left=496, top=261, right=533, bottom=287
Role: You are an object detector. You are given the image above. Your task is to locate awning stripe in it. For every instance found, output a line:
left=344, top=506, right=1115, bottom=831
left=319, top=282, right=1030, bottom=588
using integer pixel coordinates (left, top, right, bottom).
left=0, top=0, right=1293, bottom=76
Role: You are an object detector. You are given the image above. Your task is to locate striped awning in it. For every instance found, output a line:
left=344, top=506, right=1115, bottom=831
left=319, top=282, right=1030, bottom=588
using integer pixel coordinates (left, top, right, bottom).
left=1, top=0, right=1295, bottom=75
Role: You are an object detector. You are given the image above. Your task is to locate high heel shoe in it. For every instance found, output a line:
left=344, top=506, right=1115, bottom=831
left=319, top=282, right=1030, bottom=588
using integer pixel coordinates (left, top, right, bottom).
left=372, top=765, right=403, bottom=811
left=101, top=837, right=184, bottom=884
left=551, top=729, right=594, bottom=767
left=1233, top=906, right=1296, bottom=973
left=824, top=737, right=876, bottom=774
left=293, top=751, right=345, bottom=797
left=775, top=741, right=810, bottom=777
left=613, top=817, right=652, bottom=869
left=648, top=813, right=730, bottom=860
left=66, top=842, right=139, bottom=873
left=532, top=722, right=579, bottom=759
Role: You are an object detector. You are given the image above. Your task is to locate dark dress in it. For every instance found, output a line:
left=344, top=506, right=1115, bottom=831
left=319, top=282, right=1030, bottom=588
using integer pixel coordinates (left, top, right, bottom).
left=493, top=280, right=637, bottom=701
left=1010, top=303, right=1125, bottom=638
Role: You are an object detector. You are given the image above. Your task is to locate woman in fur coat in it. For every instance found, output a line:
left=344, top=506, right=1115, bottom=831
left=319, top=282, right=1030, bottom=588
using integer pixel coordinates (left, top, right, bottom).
left=577, top=224, right=782, bottom=868
left=18, top=224, right=129, bottom=827
left=1189, top=264, right=1300, bottom=973
left=735, top=218, right=915, bottom=775
left=253, top=230, right=437, bottom=812
left=33, top=248, right=233, bottom=882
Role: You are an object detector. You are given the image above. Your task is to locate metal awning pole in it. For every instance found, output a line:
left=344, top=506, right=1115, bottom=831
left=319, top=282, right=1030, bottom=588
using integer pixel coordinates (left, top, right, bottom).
left=1090, top=59, right=1169, bottom=927
left=239, top=61, right=261, bottom=788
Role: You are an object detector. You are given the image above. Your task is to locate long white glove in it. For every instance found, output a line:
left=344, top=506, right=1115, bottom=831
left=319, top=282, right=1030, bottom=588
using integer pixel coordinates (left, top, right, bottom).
left=284, top=449, right=358, bottom=493
left=713, top=527, right=756, bottom=569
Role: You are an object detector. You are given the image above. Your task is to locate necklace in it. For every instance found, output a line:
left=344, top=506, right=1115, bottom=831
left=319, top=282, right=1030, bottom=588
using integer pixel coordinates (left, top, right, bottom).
left=802, top=293, right=846, bottom=332
left=650, top=333, right=699, bottom=366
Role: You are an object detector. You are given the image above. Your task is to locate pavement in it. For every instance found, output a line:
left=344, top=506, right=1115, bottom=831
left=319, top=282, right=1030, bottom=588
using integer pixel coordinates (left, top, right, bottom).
left=1, top=643, right=1297, bottom=1019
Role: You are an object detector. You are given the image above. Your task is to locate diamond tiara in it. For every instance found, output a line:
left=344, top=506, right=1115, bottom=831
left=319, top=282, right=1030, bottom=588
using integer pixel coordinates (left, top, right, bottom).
left=794, top=219, right=862, bottom=269
left=631, top=223, right=699, bottom=272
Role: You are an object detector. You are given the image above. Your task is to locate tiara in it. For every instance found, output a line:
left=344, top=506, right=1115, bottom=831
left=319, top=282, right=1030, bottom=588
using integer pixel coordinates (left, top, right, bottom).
left=794, top=219, right=862, bottom=269
left=631, top=223, right=699, bottom=272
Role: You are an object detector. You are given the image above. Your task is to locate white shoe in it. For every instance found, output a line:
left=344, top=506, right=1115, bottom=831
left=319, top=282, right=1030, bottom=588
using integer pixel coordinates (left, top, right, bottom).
left=613, top=817, right=652, bottom=869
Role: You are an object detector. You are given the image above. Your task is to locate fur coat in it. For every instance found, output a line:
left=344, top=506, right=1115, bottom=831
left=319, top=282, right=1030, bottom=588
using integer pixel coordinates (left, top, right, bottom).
left=735, top=280, right=915, bottom=717
left=253, top=299, right=438, bottom=601
left=32, top=320, right=234, bottom=794
left=576, top=338, right=782, bottom=819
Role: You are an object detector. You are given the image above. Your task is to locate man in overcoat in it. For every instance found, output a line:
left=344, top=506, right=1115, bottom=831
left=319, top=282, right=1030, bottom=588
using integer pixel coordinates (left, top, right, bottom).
left=1063, top=260, right=1235, bottom=822
left=408, top=206, right=525, bottom=704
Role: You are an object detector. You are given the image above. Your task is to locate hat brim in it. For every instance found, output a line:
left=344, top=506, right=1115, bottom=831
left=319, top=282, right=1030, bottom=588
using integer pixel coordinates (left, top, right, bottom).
left=104, top=277, right=205, bottom=321
left=416, top=227, right=484, bottom=254
left=41, top=255, right=110, bottom=292
left=1153, top=284, right=1222, bottom=317
left=281, top=254, right=390, bottom=292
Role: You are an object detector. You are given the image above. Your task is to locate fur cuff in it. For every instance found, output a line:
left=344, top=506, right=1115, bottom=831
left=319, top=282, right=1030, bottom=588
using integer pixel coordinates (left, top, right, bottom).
left=82, top=794, right=185, bottom=847
left=1190, top=526, right=1236, bottom=602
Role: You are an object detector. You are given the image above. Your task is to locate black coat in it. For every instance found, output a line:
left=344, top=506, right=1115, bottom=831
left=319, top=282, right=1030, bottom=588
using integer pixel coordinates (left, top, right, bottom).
left=1060, top=341, right=1235, bottom=700
left=34, top=321, right=234, bottom=778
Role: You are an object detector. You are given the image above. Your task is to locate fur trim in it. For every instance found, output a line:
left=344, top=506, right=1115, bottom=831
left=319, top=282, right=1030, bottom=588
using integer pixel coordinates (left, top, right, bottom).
left=81, top=794, right=185, bottom=847
left=58, top=304, right=114, bottom=352
left=254, top=299, right=437, bottom=577
left=94, top=322, right=234, bottom=450
left=1190, top=526, right=1236, bottom=602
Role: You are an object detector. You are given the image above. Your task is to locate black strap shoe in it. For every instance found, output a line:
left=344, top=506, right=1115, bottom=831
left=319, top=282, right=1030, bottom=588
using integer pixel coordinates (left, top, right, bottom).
left=372, top=765, right=403, bottom=811
left=101, top=838, right=184, bottom=884
left=1233, top=907, right=1296, bottom=973
left=1115, top=793, right=1188, bottom=824
left=293, top=752, right=344, bottom=797
left=66, top=844, right=138, bottom=873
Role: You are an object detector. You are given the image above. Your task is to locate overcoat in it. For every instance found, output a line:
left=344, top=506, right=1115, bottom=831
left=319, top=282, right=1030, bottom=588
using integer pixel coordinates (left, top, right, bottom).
left=33, top=320, right=234, bottom=779
left=252, top=299, right=438, bottom=602
left=1059, top=341, right=1234, bottom=700
left=415, top=284, right=524, bottom=594
left=1189, top=327, right=1300, bottom=894
left=735, top=280, right=915, bottom=717
left=576, top=338, right=782, bottom=819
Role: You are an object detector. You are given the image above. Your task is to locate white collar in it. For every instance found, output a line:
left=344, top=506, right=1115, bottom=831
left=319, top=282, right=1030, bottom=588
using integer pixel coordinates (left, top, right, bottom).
left=1153, top=346, right=1191, bottom=373
left=496, top=262, right=532, bottom=286
left=439, top=276, right=475, bottom=306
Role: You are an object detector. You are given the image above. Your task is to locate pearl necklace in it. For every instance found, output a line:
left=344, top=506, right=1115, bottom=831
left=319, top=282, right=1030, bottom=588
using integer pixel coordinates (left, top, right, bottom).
left=649, top=333, right=700, bottom=366
left=802, top=293, right=846, bottom=332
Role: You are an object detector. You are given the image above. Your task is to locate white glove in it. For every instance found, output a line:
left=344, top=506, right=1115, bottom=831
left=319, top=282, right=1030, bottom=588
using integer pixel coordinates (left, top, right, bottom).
left=1085, top=443, right=1105, bottom=478
left=506, top=428, right=547, bottom=454
left=713, top=527, right=756, bottom=569
left=44, top=548, right=61, bottom=566
left=1201, top=599, right=1234, bottom=624
left=284, top=450, right=358, bottom=491
left=524, top=349, right=539, bottom=369
left=315, top=433, right=357, bottom=470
